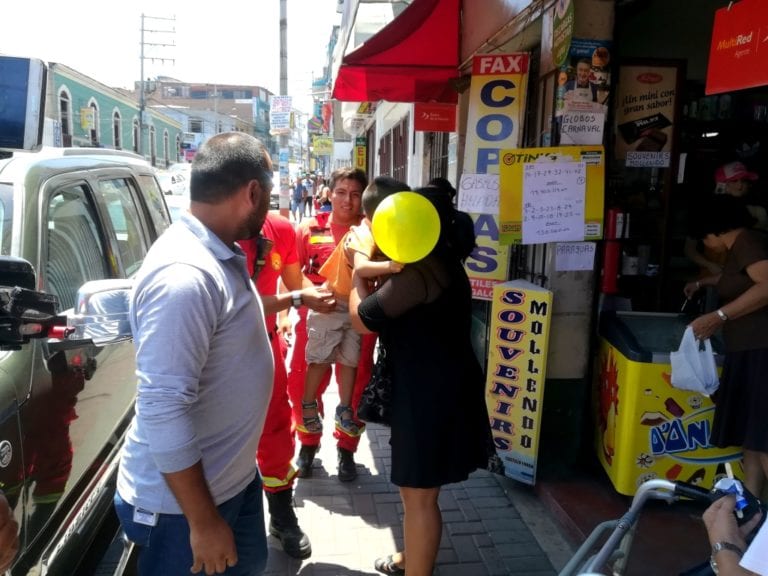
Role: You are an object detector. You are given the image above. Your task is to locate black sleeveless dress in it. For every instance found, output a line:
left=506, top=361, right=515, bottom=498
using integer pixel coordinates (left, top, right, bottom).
left=358, top=248, right=491, bottom=488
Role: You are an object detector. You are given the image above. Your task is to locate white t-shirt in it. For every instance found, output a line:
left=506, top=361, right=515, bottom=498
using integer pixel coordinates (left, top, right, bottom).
left=741, top=520, right=768, bottom=575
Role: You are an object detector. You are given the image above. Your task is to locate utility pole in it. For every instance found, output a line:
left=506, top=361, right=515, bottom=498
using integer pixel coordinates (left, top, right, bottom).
left=278, top=0, right=290, bottom=217
left=139, top=13, right=175, bottom=159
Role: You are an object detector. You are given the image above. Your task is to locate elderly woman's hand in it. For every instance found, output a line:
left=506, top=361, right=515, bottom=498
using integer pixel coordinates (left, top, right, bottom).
left=683, top=280, right=701, bottom=300
left=689, top=311, right=723, bottom=341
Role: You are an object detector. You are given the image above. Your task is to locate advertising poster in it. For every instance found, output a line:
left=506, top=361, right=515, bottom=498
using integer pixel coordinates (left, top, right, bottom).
left=555, top=39, right=611, bottom=119
left=706, top=0, right=768, bottom=95
left=414, top=103, right=457, bottom=132
left=596, top=343, right=742, bottom=495
left=354, top=136, right=366, bottom=171
left=615, top=64, right=679, bottom=164
left=485, top=280, right=552, bottom=485
left=498, top=146, right=605, bottom=245
left=462, top=53, right=530, bottom=300
left=552, top=0, right=575, bottom=68
left=312, top=135, right=333, bottom=156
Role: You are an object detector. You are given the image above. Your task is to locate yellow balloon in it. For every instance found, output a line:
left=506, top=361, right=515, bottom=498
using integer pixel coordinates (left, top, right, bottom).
left=371, top=192, right=441, bottom=263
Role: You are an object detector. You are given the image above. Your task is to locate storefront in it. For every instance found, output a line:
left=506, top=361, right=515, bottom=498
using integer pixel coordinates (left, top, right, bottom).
left=332, top=0, right=766, bottom=492
left=608, top=0, right=768, bottom=313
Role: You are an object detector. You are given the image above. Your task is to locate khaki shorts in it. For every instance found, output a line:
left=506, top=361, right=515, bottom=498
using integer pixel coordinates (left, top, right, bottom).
left=305, top=300, right=361, bottom=366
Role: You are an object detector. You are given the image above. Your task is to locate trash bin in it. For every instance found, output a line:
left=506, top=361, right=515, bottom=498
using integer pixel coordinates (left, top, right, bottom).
left=594, top=311, right=742, bottom=495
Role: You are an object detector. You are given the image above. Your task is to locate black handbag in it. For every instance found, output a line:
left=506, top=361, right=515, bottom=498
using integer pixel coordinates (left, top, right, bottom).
left=357, top=344, right=392, bottom=426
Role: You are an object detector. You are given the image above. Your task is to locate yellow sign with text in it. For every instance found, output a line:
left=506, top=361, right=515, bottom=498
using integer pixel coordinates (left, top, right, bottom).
left=461, top=54, right=529, bottom=297
left=354, top=137, right=366, bottom=171
left=498, top=145, right=605, bottom=245
left=485, top=280, right=552, bottom=485
left=312, top=136, right=333, bottom=156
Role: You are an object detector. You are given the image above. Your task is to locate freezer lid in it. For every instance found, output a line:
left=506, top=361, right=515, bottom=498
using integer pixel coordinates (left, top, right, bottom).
left=599, top=311, right=724, bottom=363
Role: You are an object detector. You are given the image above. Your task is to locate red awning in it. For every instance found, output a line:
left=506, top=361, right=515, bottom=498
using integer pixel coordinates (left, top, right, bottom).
left=332, top=0, right=461, bottom=103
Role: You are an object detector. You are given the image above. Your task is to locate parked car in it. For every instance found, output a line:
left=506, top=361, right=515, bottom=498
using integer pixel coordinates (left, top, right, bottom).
left=155, top=169, right=187, bottom=196
left=165, top=192, right=190, bottom=222
left=0, top=147, right=171, bottom=575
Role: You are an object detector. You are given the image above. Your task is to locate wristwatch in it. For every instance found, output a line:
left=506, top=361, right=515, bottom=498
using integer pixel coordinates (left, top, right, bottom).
left=715, top=309, right=729, bottom=322
left=709, top=541, right=743, bottom=574
left=290, top=291, right=303, bottom=309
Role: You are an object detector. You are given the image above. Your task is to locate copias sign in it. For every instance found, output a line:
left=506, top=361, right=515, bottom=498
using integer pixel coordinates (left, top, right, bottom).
left=463, top=53, right=530, bottom=174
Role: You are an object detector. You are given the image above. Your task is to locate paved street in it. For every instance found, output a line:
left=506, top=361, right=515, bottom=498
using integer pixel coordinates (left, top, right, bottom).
left=264, top=388, right=573, bottom=576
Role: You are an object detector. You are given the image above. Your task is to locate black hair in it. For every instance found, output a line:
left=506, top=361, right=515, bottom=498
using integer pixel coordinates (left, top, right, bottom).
left=329, top=167, right=368, bottom=193
left=363, top=176, right=410, bottom=219
left=190, top=133, right=271, bottom=204
left=427, top=177, right=457, bottom=200
left=416, top=187, right=476, bottom=262
left=688, top=194, right=756, bottom=239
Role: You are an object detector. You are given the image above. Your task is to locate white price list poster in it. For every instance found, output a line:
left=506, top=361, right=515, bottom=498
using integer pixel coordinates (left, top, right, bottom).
left=522, top=162, right=586, bottom=245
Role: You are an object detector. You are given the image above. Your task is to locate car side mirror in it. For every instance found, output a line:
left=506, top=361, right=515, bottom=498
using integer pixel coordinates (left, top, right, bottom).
left=67, top=279, right=133, bottom=344
left=47, top=279, right=133, bottom=353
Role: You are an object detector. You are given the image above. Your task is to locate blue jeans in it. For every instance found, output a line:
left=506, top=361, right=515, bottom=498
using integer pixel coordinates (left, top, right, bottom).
left=114, top=474, right=267, bottom=576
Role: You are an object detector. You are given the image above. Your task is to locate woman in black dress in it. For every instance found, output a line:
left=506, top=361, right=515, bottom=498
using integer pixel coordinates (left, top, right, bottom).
left=350, top=188, right=491, bottom=576
left=685, top=194, right=768, bottom=497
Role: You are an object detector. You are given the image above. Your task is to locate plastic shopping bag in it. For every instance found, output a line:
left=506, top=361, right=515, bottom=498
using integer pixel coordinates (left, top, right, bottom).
left=670, top=326, right=719, bottom=395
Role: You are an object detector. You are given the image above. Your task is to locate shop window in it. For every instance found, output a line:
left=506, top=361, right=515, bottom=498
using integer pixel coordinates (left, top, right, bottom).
left=392, top=115, right=409, bottom=184
left=379, top=132, right=392, bottom=177
left=427, top=131, right=449, bottom=182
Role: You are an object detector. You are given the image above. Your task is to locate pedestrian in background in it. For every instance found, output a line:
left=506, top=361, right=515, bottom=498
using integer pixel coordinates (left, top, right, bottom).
left=291, top=178, right=305, bottom=223
left=114, top=132, right=274, bottom=576
left=350, top=187, right=492, bottom=576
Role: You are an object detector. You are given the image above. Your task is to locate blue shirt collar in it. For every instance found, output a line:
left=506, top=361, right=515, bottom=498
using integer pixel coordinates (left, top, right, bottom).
left=180, top=211, right=246, bottom=261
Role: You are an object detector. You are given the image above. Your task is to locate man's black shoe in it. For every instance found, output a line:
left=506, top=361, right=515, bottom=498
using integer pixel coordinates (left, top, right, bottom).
left=337, top=447, right=358, bottom=482
left=296, top=444, right=318, bottom=478
left=265, top=489, right=312, bottom=559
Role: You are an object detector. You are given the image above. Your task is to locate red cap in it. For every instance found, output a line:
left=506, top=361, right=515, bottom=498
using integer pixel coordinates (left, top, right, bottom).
left=715, top=161, right=758, bottom=183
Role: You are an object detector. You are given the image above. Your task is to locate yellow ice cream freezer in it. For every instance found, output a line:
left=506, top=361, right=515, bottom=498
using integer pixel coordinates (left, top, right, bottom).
left=594, top=311, right=742, bottom=496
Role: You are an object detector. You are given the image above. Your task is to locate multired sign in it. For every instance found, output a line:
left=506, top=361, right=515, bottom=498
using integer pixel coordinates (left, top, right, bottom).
left=414, top=103, right=457, bottom=132
left=706, top=0, right=768, bottom=94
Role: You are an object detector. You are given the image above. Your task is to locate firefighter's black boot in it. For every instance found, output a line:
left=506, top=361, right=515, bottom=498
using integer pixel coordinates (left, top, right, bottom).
left=265, top=488, right=311, bottom=559
left=295, top=444, right=318, bottom=478
left=337, top=447, right=358, bottom=482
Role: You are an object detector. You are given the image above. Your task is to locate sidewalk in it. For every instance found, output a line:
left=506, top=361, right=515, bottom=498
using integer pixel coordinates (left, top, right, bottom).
left=264, top=396, right=573, bottom=576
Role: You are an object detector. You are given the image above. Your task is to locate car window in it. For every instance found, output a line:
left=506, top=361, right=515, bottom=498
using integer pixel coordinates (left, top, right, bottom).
left=45, top=185, right=108, bottom=311
left=97, top=178, right=148, bottom=277
left=137, top=174, right=171, bottom=235
left=0, top=183, right=12, bottom=255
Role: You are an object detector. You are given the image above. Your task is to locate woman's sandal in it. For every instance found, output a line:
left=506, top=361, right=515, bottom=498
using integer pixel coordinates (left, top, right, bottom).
left=374, top=554, right=405, bottom=575
left=301, top=400, right=323, bottom=433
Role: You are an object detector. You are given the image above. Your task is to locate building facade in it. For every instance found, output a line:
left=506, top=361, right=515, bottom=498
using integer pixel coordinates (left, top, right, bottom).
left=45, top=63, right=183, bottom=167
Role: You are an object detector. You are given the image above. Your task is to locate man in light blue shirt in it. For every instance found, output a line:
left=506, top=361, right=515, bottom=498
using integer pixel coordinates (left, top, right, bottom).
left=115, top=132, right=275, bottom=576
